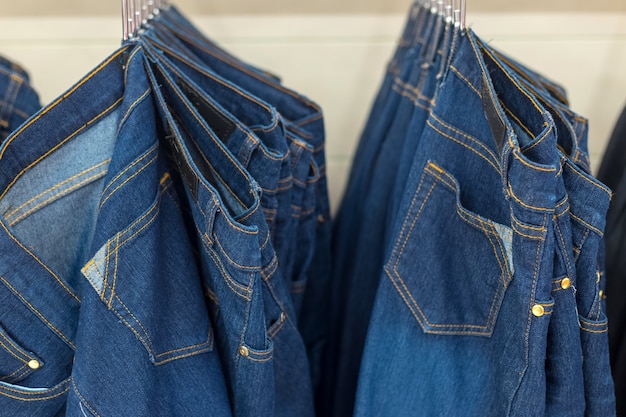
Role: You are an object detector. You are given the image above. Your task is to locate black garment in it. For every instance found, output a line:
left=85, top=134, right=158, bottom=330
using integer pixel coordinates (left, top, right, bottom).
left=598, top=103, right=626, bottom=417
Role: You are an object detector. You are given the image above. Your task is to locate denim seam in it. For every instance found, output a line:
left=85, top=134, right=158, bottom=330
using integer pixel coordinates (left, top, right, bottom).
left=390, top=84, right=431, bottom=111
left=100, top=144, right=158, bottom=200
left=0, top=220, right=80, bottom=303
left=511, top=214, right=546, bottom=232
left=566, top=162, right=611, bottom=195
left=100, top=154, right=159, bottom=210
left=555, top=222, right=576, bottom=280
left=212, top=237, right=260, bottom=272
left=177, top=32, right=321, bottom=111
left=190, top=135, right=249, bottom=212
left=511, top=222, right=545, bottom=241
left=2, top=365, right=31, bottom=384
left=205, top=245, right=252, bottom=300
left=388, top=164, right=508, bottom=334
left=267, top=312, right=286, bottom=339
left=9, top=170, right=108, bottom=227
left=0, top=48, right=129, bottom=162
left=168, top=86, right=253, bottom=212
left=114, top=88, right=152, bottom=137
left=431, top=113, right=500, bottom=167
left=450, top=65, right=481, bottom=97
left=509, top=142, right=556, bottom=174
left=394, top=77, right=435, bottom=105
left=502, top=104, right=534, bottom=139
left=0, top=329, right=33, bottom=363
left=122, top=47, right=143, bottom=87
left=5, top=160, right=110, bottom=222
left=570, top=212, right=603, bottom=237
left=293, top=112, right=323, bottom=127
left=71, top=379, right=102, bottom=417
left=0, top=97, right=123, bottom=203
left=0, top=75, right=18, bottom=123
left=202, top=190, right=256, bottom=236
left=155, top=56, right=285, bottom=151
left=520, top=123, right=553, bottom=153
left=260, top=256, right=279, bottom=282
left=0, top=380, right=70, bottom=401
left=158, top=47, right=275, bottom=114
left=481, top=46, right=545, bottom=116
left=507, top=184, right=555, bottom=213
left=510, top=219, right=547, bottom=414
left=259, top=229, right=271, bottom=251
left=426, top=120, right=500, bottom=173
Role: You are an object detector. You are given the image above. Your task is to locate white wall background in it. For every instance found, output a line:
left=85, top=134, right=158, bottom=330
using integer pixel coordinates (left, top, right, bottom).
left=0, top=12, right=625, bottom=213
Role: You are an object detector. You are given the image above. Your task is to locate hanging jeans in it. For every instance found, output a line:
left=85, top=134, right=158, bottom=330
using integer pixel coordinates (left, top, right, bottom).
left=355, top=28, right=561, bottom=416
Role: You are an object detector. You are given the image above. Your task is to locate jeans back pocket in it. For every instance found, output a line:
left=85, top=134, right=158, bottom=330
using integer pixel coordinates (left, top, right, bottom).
left=385, top=162, right=514, bottom=336
left=82, top=174, right=213, bottom=365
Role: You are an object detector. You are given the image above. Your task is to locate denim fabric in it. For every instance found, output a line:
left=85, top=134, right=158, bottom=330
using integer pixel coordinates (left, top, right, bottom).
left=489, top=44, right=616, bottom=415
left=563, top=159, right=615, bottom=416
left=46, top=46, right=231, bottom=417
left=147, top=16, right=332, bottom=396
left=161, top=5, right=283, bottom=83
left=0, top=46, right=140, bottom=417
left=139, top=35, right=320, bottom=411
left=144, top=48, right=316, bottom=417
left=0, top=57, right=41, bottom=140
left=479, top=44, right=590, bottom=415
left=355, top=29, right=560, bottom=416
left=328, top=15, right=454, bottom=417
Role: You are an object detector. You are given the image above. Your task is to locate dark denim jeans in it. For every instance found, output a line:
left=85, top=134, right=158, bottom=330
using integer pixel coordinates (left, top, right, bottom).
left=355, top=29, right=560, bottom=416
left=146, top=15, right=332, bottom=396
left=0, top=56, right=41, bottom=140
left=144, top=44, right=316, bottom=417
left=65, top=46, right=233, bottom=417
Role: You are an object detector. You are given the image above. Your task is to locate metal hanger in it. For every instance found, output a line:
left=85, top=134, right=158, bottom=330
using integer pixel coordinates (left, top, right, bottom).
left=122, top=0, right=170, bottom=40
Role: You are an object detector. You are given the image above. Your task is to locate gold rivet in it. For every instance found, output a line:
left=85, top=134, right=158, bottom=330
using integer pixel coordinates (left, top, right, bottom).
left=280, top=312, right=286, bottom=322
left=561, top=278, right=571, bottom=290
left=597, top=271, right=602, bottom=283
left=599, top=290, right=605, bottom=300
left=532, top=304, right=545, bottom=317
left=28, top=360, right=40, bottom=370
left=239, top=346, right=249, bottom=357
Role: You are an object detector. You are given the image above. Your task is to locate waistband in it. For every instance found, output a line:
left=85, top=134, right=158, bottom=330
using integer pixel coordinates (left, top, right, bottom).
left=141, top=39, right=284, bottom=195
left=155, top=15, right=322, bottom=126
left=438, top=29, right=559, bottom=212
left=562, top=158, right=611, bottom=237
left=144, top=47, right=264, bottom=270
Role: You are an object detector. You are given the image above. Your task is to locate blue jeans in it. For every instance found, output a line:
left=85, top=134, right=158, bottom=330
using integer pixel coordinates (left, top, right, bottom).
left=327, top=11, right=453, bottom=417
left=147, top=16, right=333, bottom=396
left=66, top=46, right=233, bottom=416
left=0, top=56, right=41, bottom=140
left=487, top=42, right=615, bottom=415
left=144, top=44, right=316, bottom=417
left=355, top=28, right=560, bottom=416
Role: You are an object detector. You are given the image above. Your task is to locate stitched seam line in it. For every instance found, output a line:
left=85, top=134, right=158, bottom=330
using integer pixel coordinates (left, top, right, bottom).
left=0, top=221, right=79, bottom=302
left=0, top=97, right=123, bottom=201
left=5, top=160, right=110, bottom=221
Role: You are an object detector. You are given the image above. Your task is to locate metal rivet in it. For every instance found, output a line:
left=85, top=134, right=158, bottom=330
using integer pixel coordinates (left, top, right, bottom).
left=28, top=360, right=41, bottom=370
left=317, top=215, right=326, bottom=224
left=239, top=346, right=249, bottom=357
left=532, top=304, right=545, bottom=317
left=599, top=290, right=605, bottom=300
left=280, top=312, right=286, bottom=322
left=561, top=277, right=571, bottom=290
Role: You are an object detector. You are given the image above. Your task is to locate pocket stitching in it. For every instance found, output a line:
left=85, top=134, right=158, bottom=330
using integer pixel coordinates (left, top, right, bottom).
left=387, top=163, right=511, bottom=335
